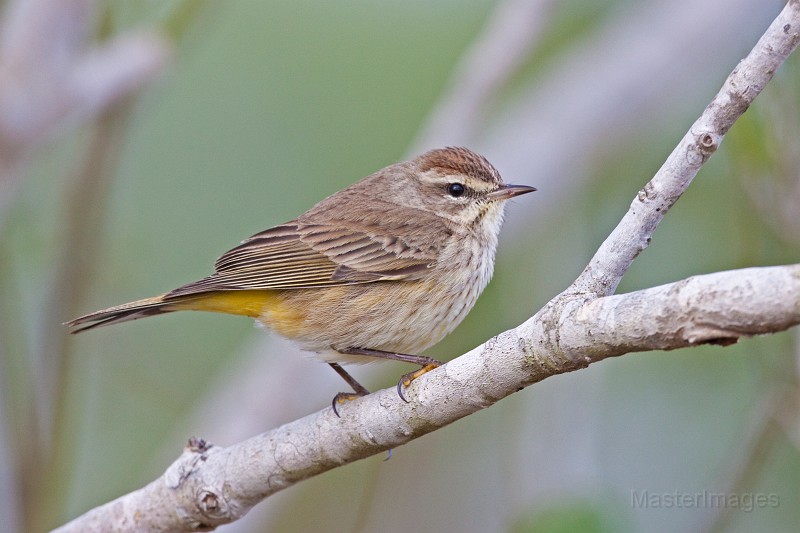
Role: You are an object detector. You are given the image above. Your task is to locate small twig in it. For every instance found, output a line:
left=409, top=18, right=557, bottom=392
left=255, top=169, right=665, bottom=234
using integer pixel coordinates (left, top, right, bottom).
left=570, top=1, right=800, bottom=297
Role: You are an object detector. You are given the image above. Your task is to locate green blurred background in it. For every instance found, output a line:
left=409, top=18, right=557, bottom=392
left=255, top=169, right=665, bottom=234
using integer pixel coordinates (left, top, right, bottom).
left=2, top=0, right=799, bottom=532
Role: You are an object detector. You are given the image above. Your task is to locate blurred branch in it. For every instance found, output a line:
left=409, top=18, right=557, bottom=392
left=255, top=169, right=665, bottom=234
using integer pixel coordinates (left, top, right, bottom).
left=28, top=103, right=136, bottom=533
left=700, top=386, right=793, bottom=533
left=161, top=0, right=214, bottom=42
left=0, top=0, right=169, bottom=226
left=736, top=65, right=800, bottom=246
left=410, top=0, right=556, bottom=151
left=0, top=0, right=169, bottom=530
left=702, top=329, right=800, bottom=533
left=0, top=354, right=22, bottom=533
left=53, top=2, right=800, bottom=530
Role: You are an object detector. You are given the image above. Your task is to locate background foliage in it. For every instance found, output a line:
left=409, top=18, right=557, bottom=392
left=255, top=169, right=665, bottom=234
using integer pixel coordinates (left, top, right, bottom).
left=1, top=1, right=798, bottom=531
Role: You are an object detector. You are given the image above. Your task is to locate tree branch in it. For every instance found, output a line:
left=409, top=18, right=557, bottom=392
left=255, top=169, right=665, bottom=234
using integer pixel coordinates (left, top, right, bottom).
left=53, top=1, right=800, bottom=531
left=54, top=264, right=800, bottom=532
left=571, top=0, right=800, bottom=297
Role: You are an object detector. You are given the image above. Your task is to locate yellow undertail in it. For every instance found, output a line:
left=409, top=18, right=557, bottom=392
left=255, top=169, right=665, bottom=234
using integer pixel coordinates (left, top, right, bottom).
left=66, top=290, right=280, bottom=333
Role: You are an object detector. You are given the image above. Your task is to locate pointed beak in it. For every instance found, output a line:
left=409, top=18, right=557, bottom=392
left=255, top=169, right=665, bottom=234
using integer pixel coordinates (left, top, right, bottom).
left=487, top=183, right=537, bottom=201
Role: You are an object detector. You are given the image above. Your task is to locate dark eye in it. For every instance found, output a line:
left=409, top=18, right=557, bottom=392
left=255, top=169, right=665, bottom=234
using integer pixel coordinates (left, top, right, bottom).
left=447, top=183, right=465, bottom=197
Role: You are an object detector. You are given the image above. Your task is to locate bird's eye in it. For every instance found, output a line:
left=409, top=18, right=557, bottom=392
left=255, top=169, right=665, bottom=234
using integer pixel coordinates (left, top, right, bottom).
left=447, top=183, right=465, bottom=197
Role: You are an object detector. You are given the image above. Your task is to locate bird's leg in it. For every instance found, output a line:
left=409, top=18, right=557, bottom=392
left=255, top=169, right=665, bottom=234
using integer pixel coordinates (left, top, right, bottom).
left=339, top=347, right=443, bottom=403
left=329, top=362, right=370, bottom=417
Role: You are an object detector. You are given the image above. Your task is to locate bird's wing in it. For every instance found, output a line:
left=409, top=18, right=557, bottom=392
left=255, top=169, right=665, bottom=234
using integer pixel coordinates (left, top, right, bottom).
left=166, top=206, right=448, bottom=297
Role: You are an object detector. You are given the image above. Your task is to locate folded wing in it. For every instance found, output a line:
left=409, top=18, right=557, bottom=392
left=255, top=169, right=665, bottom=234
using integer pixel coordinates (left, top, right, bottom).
left=167, top=204, right=449, bottom=297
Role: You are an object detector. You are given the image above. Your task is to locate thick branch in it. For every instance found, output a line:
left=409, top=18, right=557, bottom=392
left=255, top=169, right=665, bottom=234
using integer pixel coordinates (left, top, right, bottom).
left=556, top=265, right=800, bottom=358
left=53, top=265, right=800, bottom=532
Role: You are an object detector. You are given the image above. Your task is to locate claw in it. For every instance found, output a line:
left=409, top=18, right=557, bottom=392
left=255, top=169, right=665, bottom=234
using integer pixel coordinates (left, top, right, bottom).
left=328, top=362, right=370, bottom=417
left=331, top=391, right=365, bottom=417
left=395, top=362, right=441, bottom=403
left=396, top=379, right=409, bottom=403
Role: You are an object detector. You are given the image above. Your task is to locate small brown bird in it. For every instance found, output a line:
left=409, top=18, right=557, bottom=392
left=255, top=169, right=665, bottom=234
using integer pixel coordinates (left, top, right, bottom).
left=67, top=147, right=535, bottom=413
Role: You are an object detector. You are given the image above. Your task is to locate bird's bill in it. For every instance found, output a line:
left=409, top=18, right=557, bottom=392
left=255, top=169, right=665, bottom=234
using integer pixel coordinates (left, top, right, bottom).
left=487, top=184, right=537, bottom=201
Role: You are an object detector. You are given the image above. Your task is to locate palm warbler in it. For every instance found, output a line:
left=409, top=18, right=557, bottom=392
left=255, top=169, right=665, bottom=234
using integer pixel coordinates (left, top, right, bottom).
left=67, top=147, right=535, bottom=412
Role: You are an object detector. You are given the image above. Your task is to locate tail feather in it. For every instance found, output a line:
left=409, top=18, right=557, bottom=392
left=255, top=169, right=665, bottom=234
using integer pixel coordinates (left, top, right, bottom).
left=66, top=294, right=177, bottom=334
left=66, top=290, right=271, bottom=333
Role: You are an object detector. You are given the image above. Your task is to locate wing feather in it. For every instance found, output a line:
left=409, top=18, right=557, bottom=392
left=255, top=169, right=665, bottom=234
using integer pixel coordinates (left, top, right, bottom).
left=167, top=205, right=450, bottom=298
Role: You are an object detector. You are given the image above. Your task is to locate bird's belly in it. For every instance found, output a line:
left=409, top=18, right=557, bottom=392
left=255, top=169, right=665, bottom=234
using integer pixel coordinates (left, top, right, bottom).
left=259, top=271, right=488, bottom=363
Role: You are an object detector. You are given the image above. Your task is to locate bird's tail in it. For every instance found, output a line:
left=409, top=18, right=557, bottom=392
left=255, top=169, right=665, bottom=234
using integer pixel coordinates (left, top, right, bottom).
left=65, top=294, right=184, bottom=333
left=66, top=290, right=272, bottom=333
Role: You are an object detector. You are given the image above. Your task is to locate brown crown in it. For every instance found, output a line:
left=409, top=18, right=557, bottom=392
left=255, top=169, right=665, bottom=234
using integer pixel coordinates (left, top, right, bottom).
left=415, top=147, right=502, bottom=185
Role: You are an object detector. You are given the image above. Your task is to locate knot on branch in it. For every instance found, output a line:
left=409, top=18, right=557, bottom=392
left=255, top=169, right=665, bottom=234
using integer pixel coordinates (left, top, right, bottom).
left=686, top=130, right=720, bottom=165
left=187, top=436, right=212, bottom=453
left=196, top=487, right=231, bottom=522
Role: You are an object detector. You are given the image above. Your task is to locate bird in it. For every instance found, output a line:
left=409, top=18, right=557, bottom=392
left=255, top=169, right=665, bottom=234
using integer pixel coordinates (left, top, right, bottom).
left=66, top=146, right=536, bottom=414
